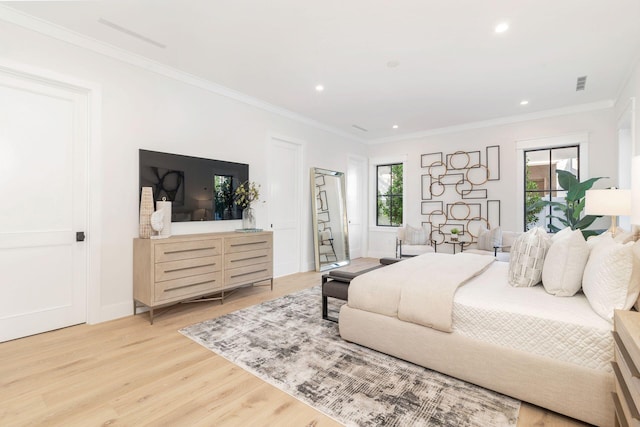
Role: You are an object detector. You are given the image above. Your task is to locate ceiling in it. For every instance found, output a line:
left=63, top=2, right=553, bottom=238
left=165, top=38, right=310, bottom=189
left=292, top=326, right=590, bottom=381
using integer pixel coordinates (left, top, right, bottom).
left=4, top=0, right=640, bottom=141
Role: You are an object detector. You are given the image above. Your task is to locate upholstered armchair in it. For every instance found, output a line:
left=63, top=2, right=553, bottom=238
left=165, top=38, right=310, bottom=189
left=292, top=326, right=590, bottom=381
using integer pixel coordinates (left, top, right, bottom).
left=396, top=225, right=435, bottom=258
left=465, top=227, right=522, bottom=261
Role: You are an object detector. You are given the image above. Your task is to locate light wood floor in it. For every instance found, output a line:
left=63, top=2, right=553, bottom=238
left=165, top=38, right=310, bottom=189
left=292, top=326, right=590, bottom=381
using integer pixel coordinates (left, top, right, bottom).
left=0, top=258, right=587, bottom=426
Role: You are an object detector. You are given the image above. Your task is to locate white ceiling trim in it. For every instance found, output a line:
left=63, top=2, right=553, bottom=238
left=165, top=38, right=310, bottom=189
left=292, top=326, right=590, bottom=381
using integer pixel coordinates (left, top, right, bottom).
left=0, top=5, right=366, bottom=144
left=370, top=100, right=614, bottom=145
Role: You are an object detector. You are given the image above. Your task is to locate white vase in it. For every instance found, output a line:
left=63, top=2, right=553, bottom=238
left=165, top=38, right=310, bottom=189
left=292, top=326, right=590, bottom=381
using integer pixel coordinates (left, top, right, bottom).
left=242, top=206, right=256, bottom=230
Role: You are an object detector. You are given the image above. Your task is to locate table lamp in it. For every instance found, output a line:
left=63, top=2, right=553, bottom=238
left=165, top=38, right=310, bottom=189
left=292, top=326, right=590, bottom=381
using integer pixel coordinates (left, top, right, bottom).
left=632, top=156, right=640, bottom=228
left=585, top=188, right=631, bottom=235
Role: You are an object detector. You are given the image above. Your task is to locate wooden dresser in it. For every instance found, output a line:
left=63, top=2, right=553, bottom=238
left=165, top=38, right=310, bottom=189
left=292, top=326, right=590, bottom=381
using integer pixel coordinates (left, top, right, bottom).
left=613, top=310, right=640, bottom=426
left=133, top=231, right=273, bottom=323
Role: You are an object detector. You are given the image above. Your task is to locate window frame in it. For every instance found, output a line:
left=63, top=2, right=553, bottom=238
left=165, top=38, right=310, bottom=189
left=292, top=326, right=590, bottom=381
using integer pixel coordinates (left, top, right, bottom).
left=369, top=155, right=407, bottom=231
left=523, top=145, right=580, bottom=231
left=375, top=163, right=404, bottom=227
left=516, top=133, right=589, bottom=232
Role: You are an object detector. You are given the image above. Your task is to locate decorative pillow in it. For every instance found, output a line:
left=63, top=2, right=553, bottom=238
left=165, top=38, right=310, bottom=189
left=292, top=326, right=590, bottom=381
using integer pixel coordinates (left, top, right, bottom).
left=551, top=227, right=572, bottom=243
left=586, top=232, right=612, bottom=251
left=542, top=230, right=589, bottom=296
left=632, top=242, right=640, bottom=311
left=614, top=228, right=635, bottom=244
left=508, top=227, right=550, bottom=287
left=582, top=235, right=635, bottom=322
left=405, top=225, right=428, bottom=245
left=477, top=226, right=502, bottom=251
left=501, top=231, right=521, bottom=251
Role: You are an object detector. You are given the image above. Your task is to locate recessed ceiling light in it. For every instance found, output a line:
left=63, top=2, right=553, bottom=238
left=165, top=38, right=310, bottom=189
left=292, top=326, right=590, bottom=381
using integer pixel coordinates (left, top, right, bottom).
left=315, top=84, right=324, bottom=92
left=392, top=125, right=399, bottom=129
left=387, top=60, right=400, bottom=68
left=520, top=100, right=529, bottom=105
left=494, top=22, right=509, bottom=33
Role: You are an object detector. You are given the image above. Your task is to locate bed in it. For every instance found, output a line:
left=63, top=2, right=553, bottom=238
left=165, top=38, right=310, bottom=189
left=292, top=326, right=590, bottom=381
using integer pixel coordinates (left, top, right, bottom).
left=338, top=252, right=616, bottom=427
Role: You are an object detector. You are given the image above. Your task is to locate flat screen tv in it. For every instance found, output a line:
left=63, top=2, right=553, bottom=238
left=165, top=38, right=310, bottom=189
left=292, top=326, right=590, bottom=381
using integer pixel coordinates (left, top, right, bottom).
left=139, top=149, right=249, bottom=222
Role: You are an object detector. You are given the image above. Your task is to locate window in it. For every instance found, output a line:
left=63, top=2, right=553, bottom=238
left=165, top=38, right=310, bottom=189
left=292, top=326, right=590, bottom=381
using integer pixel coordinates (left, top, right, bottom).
left=376, top=163, right=403, bottom=226
left=524, top=145, right=579, bottom=231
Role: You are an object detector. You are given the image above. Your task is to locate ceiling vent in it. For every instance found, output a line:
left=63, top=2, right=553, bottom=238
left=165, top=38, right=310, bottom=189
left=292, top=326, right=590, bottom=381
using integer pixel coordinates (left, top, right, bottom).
left=576, top=76, right=587, bottom=91
left=352, top=124, right=368, bottom=132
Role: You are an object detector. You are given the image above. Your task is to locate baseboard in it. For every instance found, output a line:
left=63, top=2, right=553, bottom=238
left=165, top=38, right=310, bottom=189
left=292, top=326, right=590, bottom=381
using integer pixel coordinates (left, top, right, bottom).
left=95, top=300, right=133, bottom=324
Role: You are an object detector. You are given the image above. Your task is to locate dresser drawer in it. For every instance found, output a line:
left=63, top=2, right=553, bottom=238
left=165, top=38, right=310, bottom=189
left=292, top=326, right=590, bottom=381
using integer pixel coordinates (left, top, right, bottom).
left=225, top=248, right=272, bottom=270
left=154, top=272, right=223, bottom=303
left=155, top=238, right=222, bottom=263
left=615, top=332, right=640, bottom=410
left=225, top=234, right=272, bottom=253
left=225, top=262, right=272, bottom=287
left=613, top=361, right=640, bottom=427
left=155, top=255, right=221, bottom=282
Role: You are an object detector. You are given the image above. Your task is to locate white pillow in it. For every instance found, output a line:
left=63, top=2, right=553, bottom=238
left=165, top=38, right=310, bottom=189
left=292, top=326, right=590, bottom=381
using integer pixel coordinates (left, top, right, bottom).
left=542, top=230, right=589, bottom=296
left=586, top=232, right=613, bottom=251
left=551, top=227, right=573, bottom=243
left=508, top=227, right=550, bottom=287
left=614, top=228, right=635, bottom=244
left=582, top=235, right=636, bottom=322
left=405, top=225, right=428, bottom=245
left=632, top=242, right=640, bottom=311
left=477, top=226, right=502, bottom=251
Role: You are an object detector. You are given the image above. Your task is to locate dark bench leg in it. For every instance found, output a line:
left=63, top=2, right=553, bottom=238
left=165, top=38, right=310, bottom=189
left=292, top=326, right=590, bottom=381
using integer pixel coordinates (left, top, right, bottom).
left=323, top=295, right=339, bottom=323
left=322, top=295, right=329, bottom=320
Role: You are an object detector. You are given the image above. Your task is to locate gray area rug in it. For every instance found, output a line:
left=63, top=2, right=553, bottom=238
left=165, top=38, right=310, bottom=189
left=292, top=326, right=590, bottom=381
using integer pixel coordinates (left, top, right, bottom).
left=180, top=286, right=520, bottom=426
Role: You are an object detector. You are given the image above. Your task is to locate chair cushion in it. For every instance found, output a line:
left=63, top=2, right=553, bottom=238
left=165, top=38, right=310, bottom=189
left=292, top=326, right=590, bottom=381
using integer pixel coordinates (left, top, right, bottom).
left=405, top=225, right=428, bottom=245
left=477, top=226, right=502, bottom=251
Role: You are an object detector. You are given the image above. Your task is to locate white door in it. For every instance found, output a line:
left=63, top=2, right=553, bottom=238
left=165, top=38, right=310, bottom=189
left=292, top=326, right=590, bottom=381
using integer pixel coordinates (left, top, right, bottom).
left=0, top=71, right=88, bottom=342
left=347, top=155, right=366, bottom=258
left=268, top=136, right=302, bottom=277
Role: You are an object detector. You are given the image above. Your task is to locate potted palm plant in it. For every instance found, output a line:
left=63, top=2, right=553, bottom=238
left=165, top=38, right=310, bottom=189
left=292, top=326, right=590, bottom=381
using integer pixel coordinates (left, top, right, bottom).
left=530, top=170, right=605, bottom=238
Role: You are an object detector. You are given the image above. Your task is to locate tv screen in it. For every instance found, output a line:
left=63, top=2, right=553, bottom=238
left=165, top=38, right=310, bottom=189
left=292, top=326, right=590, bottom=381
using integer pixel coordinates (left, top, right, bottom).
left=139, top=149, right=249, bottom=222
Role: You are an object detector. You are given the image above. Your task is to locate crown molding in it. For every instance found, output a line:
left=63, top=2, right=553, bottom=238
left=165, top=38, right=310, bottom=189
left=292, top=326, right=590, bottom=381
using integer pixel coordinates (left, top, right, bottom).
left=369, top=100, right=615, bottom=145
left=0, top=5, right=365, bottom=144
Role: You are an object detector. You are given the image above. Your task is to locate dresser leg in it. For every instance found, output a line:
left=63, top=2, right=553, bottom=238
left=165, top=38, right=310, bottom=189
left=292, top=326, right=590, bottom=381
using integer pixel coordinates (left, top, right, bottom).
left=270, top=278, right=273, bottom=291
left=150, top=308, right=154, bottom=325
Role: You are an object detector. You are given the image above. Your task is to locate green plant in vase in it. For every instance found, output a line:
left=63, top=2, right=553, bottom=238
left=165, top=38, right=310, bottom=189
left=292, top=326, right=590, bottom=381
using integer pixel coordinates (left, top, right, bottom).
left=450, top=228, right=460, bottom=241
left=234, top=181, right=261, bottom=230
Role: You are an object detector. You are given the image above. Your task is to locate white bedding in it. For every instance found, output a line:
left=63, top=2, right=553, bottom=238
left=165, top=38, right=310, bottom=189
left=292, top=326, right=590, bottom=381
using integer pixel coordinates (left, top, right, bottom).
left=453, top=261, right=613, bottom=371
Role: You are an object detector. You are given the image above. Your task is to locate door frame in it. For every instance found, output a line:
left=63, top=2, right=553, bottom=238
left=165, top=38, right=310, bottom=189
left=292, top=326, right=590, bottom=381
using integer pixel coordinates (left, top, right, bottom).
left=266, top=133, right=304, bottom=274
left=0, top=58, right=103, bottom=325
left=347, top=154, right=368, bottom=258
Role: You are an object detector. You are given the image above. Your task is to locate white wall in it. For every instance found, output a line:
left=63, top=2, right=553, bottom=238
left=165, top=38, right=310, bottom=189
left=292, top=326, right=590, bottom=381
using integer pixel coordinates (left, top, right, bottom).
left=0, top=20, right=366, bottom=322
left=615, top=57, right=640, bottom=153
left=366, top=108, right=618, bottom=258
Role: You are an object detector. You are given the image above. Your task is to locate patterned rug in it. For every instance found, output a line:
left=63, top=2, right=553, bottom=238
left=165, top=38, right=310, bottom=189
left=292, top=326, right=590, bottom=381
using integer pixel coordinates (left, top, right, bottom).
left=180, top=286, right=520, bottom=426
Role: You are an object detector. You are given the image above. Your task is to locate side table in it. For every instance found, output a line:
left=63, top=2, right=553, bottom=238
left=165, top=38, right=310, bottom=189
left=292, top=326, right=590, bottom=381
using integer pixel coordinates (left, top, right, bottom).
left=444, top=240, right=465, bottom=254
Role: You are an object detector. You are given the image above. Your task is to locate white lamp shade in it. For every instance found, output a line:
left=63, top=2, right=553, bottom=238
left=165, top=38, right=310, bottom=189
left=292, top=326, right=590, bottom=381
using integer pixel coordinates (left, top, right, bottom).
left=633, top=156, right=640, bottom=224
left=584, top=189, right=631, bottom=216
